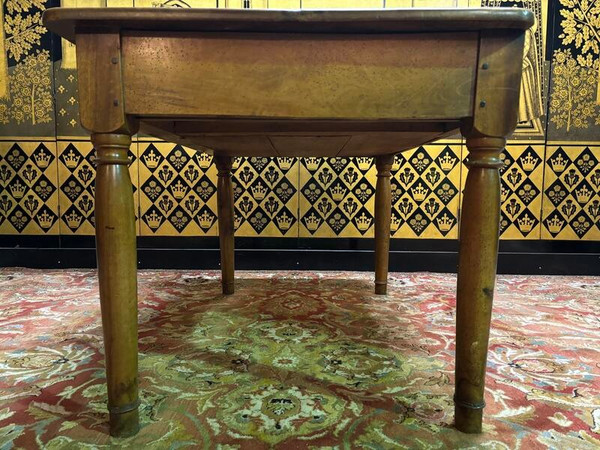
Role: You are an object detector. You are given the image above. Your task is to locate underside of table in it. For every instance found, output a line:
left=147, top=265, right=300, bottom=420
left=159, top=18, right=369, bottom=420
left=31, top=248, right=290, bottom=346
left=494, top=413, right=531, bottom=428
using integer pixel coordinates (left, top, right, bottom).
left=140, top=119, right=461, bottom=157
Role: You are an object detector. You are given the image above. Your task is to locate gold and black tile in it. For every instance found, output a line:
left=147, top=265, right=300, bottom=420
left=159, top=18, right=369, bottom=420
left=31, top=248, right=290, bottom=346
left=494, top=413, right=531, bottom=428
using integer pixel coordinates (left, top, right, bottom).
left=391, top=144, right=463, bottom=239
left=233, top=156, right=299, bottom=237
left=139, top=143, right=300, bottom=237
left=542, top=144, right=600, bottom=240
left=459, top=143, right=544, bottom=240
left=499, top=144, right=544, bottom=239
left=0, top=141, right=59, bottom=235
left=57, top=140, right=139, bottom=236
left=299, top=144, right=462, bottom=239
left=546, top=0, right=600, bottom=143
left=299, top=156, right=377, bottom=237
left=3, top=0, right=600, bottom=246
left=139, top=141, right=217, bottom=236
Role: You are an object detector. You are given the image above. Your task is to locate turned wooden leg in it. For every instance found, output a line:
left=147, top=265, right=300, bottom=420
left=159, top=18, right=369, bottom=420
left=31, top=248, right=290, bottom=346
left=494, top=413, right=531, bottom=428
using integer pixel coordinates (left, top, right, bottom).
left=454, top=136, right=504, bottom=433
left=92, top=133, right=139, bottom=438
left=374, top=154, right=394, bottom=295
left=215, top=155, right=235, bottom=295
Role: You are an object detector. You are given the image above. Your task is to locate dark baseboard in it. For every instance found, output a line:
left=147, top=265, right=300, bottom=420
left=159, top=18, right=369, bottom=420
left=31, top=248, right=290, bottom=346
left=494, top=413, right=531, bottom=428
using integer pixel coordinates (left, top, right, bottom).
left=1, top=240, right=598, bottom=275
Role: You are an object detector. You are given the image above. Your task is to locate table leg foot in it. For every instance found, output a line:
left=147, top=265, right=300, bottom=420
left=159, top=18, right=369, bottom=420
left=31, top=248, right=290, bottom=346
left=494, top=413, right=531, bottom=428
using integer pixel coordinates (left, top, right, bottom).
left=109, top=408, right=140, bottom=438
left=454, top=135, right=504, bottom=435
left=374, top=154, right=394, bottom=295
left=222, top=280, right=235, bottom=295
left=216, top=155, right=235, bottom=295
left=374, top=281, right=387, bottom=295
left=455, top=402, right=484, bottom=434
left=92, top=133, right=140, bottom=438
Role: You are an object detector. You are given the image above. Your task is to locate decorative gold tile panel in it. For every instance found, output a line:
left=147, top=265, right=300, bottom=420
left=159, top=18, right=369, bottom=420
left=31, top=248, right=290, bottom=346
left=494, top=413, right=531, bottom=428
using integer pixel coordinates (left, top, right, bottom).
left=299, top=156, right=377, bottom=238
left=139, top=142, right=217, bottom=236
left=0, top=141, right=59, bottom=235
left=299, top=144, right=462, bottom=238
left=2, top=0, right=600, bottom=244
left=138, top=143, right=300, bottom=237
left=542, top=145, right=600, bottom=240
left=392, top=144, right=462, bottom=239
left=460, top=144, right=544, bottom=240
left=233, top=156, right=299, bottom=237
left=57, top=140, right=139, bottom=236
left=499, top=144, right=544, bottom=239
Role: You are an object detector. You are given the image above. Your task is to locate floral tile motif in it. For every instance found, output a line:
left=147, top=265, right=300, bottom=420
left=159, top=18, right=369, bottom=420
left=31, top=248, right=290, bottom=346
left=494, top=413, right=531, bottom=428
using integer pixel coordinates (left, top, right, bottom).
left=460, top=143, right=544, bottom=240
left=0, top=141, right=59, bottom=234
left=139, top=142, right=299, bottom=237
left=0, top=0, right=56, bottom=138
left=57, top=140, right=139, bottom=235
left=546, top=0, right=600, bottom=142
left=542, top=145, right=600, bottom=240
left=0, top=269, right=599, bottom=448
left=233, top=156, right=299, bottom=237
left=139, top=141, right=218, bottom=236
left=299, top=144, right=463, bottom=239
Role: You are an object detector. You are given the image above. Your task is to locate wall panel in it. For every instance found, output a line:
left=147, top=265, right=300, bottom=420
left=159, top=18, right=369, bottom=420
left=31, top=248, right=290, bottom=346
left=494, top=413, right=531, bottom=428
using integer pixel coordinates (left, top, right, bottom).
left=1, top=0, right=600, bottom=245
left=0, top=141, right=59, bottom=235
left=542, top=145, right=600, bottom=240
left=56, top=140, right=140, bottom=236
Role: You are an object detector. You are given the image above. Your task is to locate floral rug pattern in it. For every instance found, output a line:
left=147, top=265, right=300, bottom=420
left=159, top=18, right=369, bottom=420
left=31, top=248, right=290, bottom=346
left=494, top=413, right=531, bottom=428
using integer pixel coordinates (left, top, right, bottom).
left=0, top=269, right=599, bottom=449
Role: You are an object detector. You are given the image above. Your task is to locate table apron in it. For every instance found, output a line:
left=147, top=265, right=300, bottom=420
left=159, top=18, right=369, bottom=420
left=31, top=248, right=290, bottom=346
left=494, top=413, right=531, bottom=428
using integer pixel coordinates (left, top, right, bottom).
left=121, top=31, right=478, bottom=121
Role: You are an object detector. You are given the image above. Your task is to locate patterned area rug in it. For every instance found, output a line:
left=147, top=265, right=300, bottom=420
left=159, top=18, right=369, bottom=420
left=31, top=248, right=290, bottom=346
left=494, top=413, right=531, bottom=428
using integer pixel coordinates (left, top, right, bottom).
left=0, top=269, right=599, bottom=449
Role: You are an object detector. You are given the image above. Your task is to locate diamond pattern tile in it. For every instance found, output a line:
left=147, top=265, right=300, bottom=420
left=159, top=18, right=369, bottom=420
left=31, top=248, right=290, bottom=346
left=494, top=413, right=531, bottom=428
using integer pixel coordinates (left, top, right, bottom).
left=392, top=144, right=463, bottom=238
left=139, top=142, right=299, bottom=237
left=139, top=142, right=214, bottom=236
left=233, top=156, right=299, bottom=237
left=460, top=143, right=544, bottom=240
left=0, top=142, right=59, bottom=235
left=542, top=145, right=600, bottom=240
left=57, top=140, right=139, bottom=235
left=299, top=144, right=463, bottom=238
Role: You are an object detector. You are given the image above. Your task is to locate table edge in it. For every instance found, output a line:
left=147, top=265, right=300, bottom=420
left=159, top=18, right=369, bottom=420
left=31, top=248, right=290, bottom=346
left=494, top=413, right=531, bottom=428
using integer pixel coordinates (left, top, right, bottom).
left=43, top=7, right=535, bottom=43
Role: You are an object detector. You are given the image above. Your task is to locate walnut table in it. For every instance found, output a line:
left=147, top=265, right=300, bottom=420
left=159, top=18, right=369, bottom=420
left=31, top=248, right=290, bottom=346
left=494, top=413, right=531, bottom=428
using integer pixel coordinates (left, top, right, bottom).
left=43, top=7, right=533, bottom=438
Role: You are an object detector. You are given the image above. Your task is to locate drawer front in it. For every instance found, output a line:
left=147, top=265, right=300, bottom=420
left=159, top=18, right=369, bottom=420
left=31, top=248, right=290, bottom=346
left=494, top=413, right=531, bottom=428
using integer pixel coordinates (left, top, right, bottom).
left=122, top=31, right=478, bottom=121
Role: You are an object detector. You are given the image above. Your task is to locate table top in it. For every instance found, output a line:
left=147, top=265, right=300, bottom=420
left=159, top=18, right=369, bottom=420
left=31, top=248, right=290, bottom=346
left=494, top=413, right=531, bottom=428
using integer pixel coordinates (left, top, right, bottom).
left=43, top=7, right=532, bottom=157
left=44, top=7, right=534, bottom=44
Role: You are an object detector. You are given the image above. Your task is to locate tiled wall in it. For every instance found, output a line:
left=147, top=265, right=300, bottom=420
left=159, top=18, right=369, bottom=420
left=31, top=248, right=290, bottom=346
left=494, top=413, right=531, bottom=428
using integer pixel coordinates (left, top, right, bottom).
left=1, top=0, right=599, bottom=242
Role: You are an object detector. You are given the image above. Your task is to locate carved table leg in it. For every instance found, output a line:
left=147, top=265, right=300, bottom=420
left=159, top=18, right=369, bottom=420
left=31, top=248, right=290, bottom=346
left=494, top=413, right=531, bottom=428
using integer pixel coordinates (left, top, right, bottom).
left=454, top=136, right=504, bottom=433
left=374, top=154, right=395, bottom=295
left=216, top=155, right=235, bottom=295
left=92, top=133, right=139, bottom=438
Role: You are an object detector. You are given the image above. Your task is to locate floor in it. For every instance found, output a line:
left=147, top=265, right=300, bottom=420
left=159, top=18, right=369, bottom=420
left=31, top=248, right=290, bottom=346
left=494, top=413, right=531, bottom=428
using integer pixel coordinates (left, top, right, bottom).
left=0, top=269, right=599, bottom=449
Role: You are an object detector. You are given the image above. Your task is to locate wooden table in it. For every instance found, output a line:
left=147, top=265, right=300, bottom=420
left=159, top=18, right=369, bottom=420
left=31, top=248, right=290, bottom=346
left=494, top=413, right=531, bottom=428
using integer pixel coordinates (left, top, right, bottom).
left=44, top=7, right=533, bottom=438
